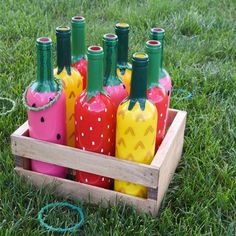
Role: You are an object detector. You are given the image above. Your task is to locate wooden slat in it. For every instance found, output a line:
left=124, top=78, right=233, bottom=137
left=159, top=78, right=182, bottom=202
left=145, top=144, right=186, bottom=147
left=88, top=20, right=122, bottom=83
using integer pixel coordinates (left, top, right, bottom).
left=11, top=134, right=159, bottom=188
left=15, top=167, right=158, bottom=215
left=12, top=121, right=29, bottom=136
left=152, top=110, right=187, bottom=210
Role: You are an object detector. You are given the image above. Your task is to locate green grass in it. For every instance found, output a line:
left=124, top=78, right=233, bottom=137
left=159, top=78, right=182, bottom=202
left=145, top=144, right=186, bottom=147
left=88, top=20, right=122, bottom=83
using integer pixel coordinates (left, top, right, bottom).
left=0, top=0, right=236, bottom=235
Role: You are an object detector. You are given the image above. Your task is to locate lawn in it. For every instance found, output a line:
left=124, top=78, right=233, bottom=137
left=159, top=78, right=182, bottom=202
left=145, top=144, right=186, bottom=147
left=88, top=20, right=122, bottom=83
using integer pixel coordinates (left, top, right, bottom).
left=0, top=0, right=236, bottom=235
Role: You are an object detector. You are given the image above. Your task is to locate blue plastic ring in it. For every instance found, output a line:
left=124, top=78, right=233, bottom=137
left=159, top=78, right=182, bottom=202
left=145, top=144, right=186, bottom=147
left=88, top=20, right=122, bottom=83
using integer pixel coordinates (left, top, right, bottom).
left=38, top=202, right=84, bottom=233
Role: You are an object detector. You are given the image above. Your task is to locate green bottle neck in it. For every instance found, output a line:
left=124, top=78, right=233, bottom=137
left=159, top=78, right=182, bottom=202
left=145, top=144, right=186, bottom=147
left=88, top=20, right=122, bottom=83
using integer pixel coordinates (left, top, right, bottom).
left=128, top=53, right=148, bottom=111
left=87, top=46, right=107, bottom=101
left=103, top=34, right=121, bottom=86
left=146, top=40, right=162, bottom=89
left=150, top=28, right=165, bottom=70
left=115, top=23, right=130, bottom=69
left=71, top=16, right=86, bottom=64
left=56, top=26, right=72, bottom=75
left=33, top=37, right=57, bottom=92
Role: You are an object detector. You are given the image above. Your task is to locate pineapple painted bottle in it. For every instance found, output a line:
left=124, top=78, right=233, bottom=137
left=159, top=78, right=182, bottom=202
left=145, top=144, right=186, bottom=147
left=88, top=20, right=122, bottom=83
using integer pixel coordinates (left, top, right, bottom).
left=114, top=53, right=157, bottom=198
left=103, top=33, right=128, bottom=110
left=71, top=16, right=87, bottom=90
left=146, top=40, right=168, bottom=151
left=25, top=37, right=66, bottom=178
left=54, top=26, right=83, bottom=147
left=75, top=46, right=116, bottom=189
left=115, top=23, right=132, bottom=95
left=150, top=28, right=172, bottom=103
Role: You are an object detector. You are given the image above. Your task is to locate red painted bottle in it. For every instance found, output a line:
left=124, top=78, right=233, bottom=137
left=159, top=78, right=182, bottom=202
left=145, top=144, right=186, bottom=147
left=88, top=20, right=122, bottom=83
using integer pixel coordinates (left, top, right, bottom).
left=150, top=28, right=172, bottom=106
left=75, top=46, right=115, bottom=189
left=71, top=16, right=87, bottom=90
left=103, top=33, right=128, bottom=110
left=146, top=40, right=168, bottom=151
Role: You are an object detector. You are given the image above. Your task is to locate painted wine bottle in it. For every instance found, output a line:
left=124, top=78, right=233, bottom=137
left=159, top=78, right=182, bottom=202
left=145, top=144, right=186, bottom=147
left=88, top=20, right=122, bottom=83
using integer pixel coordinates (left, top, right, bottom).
left=114, top=53, right=157, bottom=198
left=150, top=28, right=172, bottom=103
left=115, top=23, right=132, bottom=95
left=24, top=37, right=67, bottom=178
left=75, top=46, right=115, bottom=189
left=103, top=33, right=128, bottom=110
left=71, top=16, right=87, bottom=90
left=54, top=26, right=83, bottom=147
left=146, top=40, right=168, bottom=151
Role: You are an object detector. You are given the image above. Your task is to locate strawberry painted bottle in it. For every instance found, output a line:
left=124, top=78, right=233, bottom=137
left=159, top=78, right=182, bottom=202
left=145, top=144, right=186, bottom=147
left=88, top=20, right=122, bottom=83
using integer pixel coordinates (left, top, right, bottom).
left=115, top=23, right=132, bottom=95
left=25, top=37, right=67, bottom=178
left=54, top=26, right=83, bottom=147
left=150, top=28, right=172, bottom=104
left=103, top=33, right=128, bottom=110
left=71, top=16, right=87, bottom=90
left=146, top=40, right=168, bottom=151
left=75, top=46, right=115, bottom=189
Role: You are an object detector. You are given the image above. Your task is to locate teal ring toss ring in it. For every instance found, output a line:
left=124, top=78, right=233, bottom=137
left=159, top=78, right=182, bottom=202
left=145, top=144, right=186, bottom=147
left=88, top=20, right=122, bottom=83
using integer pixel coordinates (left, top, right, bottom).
left=0, top=97, right=16, bottom=116
left=38, top=202, right=84, bottom=233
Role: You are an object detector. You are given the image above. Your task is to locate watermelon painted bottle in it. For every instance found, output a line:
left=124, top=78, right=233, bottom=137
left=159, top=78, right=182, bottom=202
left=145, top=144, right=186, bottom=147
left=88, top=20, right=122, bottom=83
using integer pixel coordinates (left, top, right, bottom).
left=115, top=53, right=157, bottom=198
left=54, top=26, right=83, bottom=147
left=146, top=40, right=168, bottom=151
left=115, top=23, right=132, bottom=95
left=25, top=37, right=67, bottom=178
left=75, top=46, right=115, bottom=189
left=71, top=16, right=87, bottom=90
left=150, top=28, right=172, bottom=103
left=103, top=33, right=128, bottom=110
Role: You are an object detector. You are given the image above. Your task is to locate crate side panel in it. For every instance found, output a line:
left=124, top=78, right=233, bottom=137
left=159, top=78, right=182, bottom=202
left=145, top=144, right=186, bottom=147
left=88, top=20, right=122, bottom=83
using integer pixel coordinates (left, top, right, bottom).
left=15, top=167, right=158, bottom=215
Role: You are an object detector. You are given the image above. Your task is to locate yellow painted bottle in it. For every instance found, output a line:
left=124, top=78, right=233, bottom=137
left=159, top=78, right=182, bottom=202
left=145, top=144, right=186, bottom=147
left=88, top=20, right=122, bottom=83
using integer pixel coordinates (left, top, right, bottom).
left=115, top=23, right=132, bottom=95
left=114, top=53, right=157, bottom=198
left=54, top=26, right=83, bottom=147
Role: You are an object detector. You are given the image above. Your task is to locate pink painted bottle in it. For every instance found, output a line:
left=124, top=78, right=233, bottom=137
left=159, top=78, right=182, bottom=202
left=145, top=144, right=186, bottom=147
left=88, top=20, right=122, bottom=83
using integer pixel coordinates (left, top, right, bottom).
left=150, top=28, right=172, bottom=105
left=103, top=33, right=128, bottom=111
left=146, top=40, right=168, bottom=151
left=25, top=37, right=67, bottom=178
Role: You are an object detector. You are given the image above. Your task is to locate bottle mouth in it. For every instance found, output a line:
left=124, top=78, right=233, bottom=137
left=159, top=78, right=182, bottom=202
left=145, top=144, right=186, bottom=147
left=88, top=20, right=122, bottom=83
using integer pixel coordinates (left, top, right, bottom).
left=115, top=23, right=129, bottom=32
left=72, top=16, right=85, bottom=22
left=88, top=46, right=103, bottom=56
left=146, top=40, right=161, bottom=49
left=151, top=27, right=165, bottom=36
left=36, top=37, right=52, bottom=48
left=133, top=52, right=148, bottom=61
left=103, top=33, right=118, bottom=44
left=56, top=26, right=71, bottom=35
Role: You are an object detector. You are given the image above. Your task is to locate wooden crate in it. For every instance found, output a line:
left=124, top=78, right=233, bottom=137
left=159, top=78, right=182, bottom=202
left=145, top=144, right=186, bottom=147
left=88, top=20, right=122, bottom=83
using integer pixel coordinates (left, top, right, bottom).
left=11, top=108, right=187, bottom=216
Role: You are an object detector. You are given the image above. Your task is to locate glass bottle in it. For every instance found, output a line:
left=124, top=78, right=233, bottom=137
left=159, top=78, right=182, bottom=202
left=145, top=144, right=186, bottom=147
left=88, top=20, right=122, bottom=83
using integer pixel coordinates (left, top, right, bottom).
left=75, top=46, right=115, bottom=189
left=103, top=33, right=128, bottom=110
left=54, top=26, right=83, bottom=147
left=114, top=53, right=157, bottom=198
left=115, top=23, right=132, bottom=95
left=150, top=28, right=172, bottom=104
left=71, top=16, right=87, bottom=90
left=146, top=40, right=168, bottom=151
left=26, top=37, right=66, bottom=178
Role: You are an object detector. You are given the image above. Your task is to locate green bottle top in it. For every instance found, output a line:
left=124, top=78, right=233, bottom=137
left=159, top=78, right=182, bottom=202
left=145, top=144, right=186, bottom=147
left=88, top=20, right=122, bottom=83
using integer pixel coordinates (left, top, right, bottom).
left=150, top=28, right=165, bottom=71
left=128, top=53, right=149, bottom=111
left=87, top=46, right=108, bottom=101
left=56, top=26, right=72, bottom=75
left=103, top=33, right=122, bottom=86
left=145, top=40, right=162, bottom=89
left=115, top=23, right=131, bottom=70
left=71, top=16, right=86, bottom=64
left=32, top=37, right=57, bottom=92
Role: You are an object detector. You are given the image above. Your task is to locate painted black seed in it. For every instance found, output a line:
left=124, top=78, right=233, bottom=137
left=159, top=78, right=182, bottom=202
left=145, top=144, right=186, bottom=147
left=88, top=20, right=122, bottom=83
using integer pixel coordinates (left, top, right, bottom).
left=32, top=103, right=36, bottom=107
left=40, top=117, right=45, bottom=122
left=168, top=91, right=170, bottom=96
left=57, top=134, right=61, bottom=140
left=49, top=97, right=53, bottom=102
left=123, top=84, right=126, bottom=89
